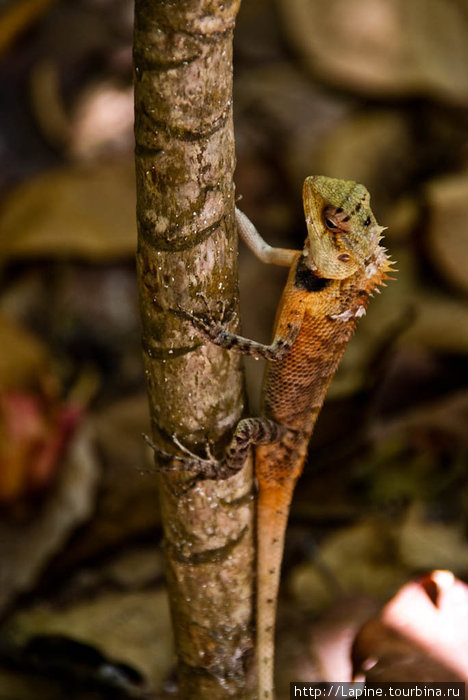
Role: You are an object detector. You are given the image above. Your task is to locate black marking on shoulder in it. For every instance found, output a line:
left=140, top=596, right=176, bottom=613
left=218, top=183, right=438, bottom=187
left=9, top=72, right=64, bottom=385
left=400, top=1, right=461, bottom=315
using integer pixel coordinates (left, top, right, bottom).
left=294, top=256, right=332, bottom=292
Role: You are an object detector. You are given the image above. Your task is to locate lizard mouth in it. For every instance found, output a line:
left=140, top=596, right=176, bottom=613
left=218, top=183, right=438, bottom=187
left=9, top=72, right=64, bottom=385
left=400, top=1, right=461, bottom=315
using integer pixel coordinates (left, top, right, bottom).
left=302, top=237, right=319, bottom=273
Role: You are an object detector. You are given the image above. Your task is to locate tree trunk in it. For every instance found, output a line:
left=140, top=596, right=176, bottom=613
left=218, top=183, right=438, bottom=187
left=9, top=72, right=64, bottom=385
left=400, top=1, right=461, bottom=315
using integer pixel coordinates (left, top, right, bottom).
left=134, top=1, right=255, bottom=697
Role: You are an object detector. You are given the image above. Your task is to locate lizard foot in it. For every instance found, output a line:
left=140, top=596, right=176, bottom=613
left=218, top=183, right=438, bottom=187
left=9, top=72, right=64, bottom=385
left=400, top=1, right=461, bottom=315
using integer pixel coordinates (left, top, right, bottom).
left=143, top=433, right=225, bottom=479
left=177, top=292, right=237, bottom=346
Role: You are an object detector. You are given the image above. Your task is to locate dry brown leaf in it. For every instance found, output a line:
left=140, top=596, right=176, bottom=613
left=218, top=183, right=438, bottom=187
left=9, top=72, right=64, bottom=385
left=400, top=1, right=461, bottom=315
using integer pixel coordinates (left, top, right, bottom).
left=5, top=588, right=173, bottom=692
left=0, top=667, right=65, bottom=700
left=0, top=314, right=51, bottom=392
left=315, top=110, right=412, bottom=216
left=0, top=424, right=98, bottom=614
left=426, top=172, right=468, bottom=293
left=0, top=159, right=136, bottom=263
left=402, top=292, right=468, bottom=355
left=0, top=0, right=57, bottom=59
left=48, top=395, right=159, bottom=573
left=289, top=519, right=407, bottom=614
left=279, top=0, right=468, bottom=103
left=236, top=62, right=353, bottom=192
left=399, top=504, right=468, bottom=574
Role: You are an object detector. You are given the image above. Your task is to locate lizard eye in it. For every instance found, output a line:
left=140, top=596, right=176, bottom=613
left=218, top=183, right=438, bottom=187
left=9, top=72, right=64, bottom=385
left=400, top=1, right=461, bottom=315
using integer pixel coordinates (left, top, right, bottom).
left=324, top=215, right=338, bottom=230
left=338, top=253, right=351, bottom=262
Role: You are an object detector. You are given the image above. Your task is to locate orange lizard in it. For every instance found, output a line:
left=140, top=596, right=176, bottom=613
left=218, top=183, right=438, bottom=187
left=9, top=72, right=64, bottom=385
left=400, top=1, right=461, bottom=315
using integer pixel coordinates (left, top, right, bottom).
left=150, top=176, right=393, bottom=699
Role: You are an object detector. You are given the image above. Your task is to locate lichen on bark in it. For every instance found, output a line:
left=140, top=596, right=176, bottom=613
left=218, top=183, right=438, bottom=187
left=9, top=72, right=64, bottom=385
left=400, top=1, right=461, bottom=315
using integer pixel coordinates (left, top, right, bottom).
left=134, top=1, right=255, bottom=697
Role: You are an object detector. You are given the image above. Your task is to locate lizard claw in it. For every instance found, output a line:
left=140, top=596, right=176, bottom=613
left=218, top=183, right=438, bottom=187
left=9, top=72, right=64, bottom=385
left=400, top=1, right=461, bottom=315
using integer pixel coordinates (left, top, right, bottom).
left=177, top=303, right=212, bottom=335
left=143, top=433, right=220, bottom=479
left=172, top=434, right=217, bottom=462
left=204, top=441, right=217, bottom=461
left=176, top=302, right=195, bottom=321
left=195, top=294, right=238, bottom=327
left=143, top=433, right=190, bottom=464
left=177, top=302, right=229, bottom=344
left=195, top=291, right=210, bottom=311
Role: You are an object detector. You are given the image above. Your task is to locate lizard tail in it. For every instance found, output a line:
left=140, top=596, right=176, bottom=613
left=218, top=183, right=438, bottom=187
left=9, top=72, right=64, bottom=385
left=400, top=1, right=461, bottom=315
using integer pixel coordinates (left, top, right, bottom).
left=256, top=477, right=297, bottom=700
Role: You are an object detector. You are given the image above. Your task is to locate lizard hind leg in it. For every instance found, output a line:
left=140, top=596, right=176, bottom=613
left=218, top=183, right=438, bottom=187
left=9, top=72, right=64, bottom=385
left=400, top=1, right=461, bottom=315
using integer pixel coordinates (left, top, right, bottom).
left=143, top=433, right=219, bottom=478
left=144, top=418, right=290, bottom=481
left=222, top=417, right=290, bottom=477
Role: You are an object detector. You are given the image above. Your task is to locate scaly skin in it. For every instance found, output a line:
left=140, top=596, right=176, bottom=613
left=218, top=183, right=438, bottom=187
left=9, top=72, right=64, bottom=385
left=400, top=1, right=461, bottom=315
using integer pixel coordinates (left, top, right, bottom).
left=255, top=243, right=391, bottom=698
left=241, top=176, right=392, bottom=699
left=147, top=176, right=393, bottom=699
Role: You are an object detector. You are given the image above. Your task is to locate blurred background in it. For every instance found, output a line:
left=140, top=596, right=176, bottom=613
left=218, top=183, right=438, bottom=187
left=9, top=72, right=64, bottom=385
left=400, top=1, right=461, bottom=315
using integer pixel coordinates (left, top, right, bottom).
left=1, top=0, right=468, bottom=697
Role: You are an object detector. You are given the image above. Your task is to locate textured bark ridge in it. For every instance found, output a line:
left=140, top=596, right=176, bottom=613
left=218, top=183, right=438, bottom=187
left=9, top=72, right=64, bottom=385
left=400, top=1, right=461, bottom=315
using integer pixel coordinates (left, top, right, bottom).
left=134, top=1, right=255, bottom=697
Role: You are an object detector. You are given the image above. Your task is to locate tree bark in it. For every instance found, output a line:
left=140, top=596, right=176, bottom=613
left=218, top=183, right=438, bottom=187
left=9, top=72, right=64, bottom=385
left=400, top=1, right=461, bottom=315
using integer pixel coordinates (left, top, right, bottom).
left=134, top=1, right=254, bottom=697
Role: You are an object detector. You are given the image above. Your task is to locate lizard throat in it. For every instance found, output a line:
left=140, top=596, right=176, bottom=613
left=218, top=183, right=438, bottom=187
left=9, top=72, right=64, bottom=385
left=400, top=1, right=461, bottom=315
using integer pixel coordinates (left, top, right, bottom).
left=294, top=255, right=332, bottom=292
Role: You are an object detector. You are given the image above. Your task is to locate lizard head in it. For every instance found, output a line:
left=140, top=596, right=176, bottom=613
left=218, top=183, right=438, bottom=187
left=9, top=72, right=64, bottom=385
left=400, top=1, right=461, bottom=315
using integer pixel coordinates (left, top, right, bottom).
left=302, top=175, right=385, bottom=279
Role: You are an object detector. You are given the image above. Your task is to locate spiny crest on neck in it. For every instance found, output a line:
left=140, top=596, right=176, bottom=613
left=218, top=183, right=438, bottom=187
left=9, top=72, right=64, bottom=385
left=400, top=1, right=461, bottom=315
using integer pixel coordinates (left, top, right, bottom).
left=363, top=243, right=396, bottom=295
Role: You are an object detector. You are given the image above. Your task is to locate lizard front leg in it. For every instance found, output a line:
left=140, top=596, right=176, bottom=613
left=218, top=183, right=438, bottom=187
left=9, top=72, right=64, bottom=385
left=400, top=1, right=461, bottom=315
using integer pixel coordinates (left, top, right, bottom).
left=178, top=304, right=303, bottom=361
left=235, top=208, right=297, bottom=267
